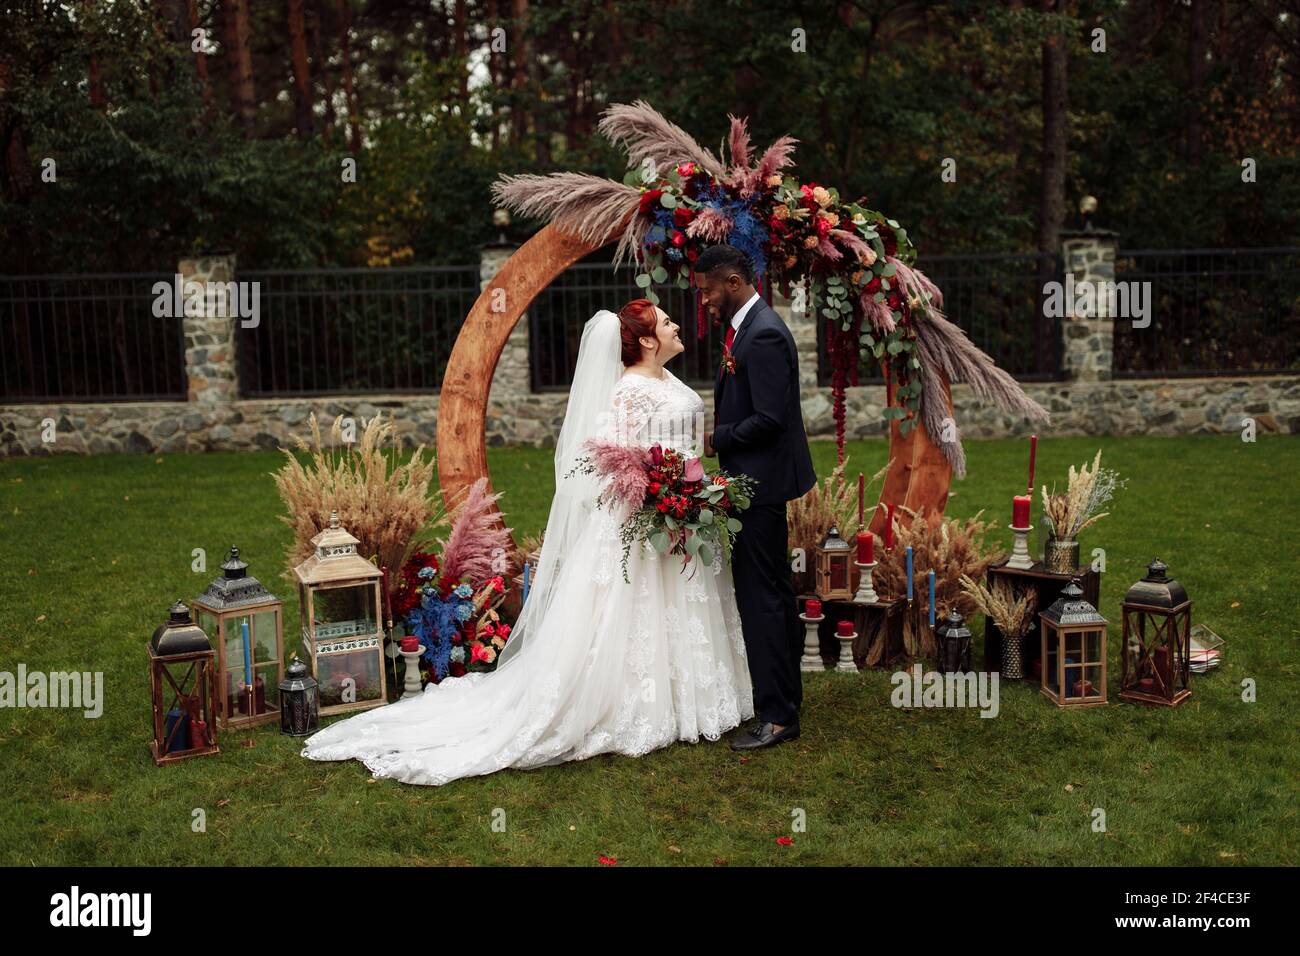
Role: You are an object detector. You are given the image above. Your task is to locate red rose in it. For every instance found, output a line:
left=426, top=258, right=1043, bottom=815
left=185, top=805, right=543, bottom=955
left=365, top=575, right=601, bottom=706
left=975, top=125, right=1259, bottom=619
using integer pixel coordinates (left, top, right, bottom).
left=671, top=230, right=686, bottom=248
left=816, top=216, right=832, bottom=238
left=866, top=276, right=882, bottom=293
left=673, top=206, right=694, bottom=228
left=686, top=247, right=699, bottom=262
left=656, top=500, right=669, bottom=513
left=449, top=661, right=467, bottom=677
left=639, top=189, right=664, bottom=214
left=648, top=481, right=662, bottom=496
left=887, top=292, right=901, bottom=309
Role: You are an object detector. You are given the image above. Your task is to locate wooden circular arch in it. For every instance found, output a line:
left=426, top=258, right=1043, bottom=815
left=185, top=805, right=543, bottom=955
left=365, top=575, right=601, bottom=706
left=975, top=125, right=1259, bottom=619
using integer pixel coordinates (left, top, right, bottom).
left=436, top=223, right=953, bottom=550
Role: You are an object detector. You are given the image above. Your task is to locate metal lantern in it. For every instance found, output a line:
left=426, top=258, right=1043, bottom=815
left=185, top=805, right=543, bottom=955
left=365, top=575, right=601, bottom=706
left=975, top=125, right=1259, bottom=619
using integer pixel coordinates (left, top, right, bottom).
left=1039, top=577, right=1108, bottom=708
left=814, top=526, right=854, bottom=601
left=937, top=609, right=972, bottom=674
left=1120, top=558, right=1192, bottom=707
left=294, top=511, right=387, bottom=716
left=149, top=600, right=221, bottom=765
left=278, top=657, right=319, bottom=736
left=192, top=546, right=285, bottom=729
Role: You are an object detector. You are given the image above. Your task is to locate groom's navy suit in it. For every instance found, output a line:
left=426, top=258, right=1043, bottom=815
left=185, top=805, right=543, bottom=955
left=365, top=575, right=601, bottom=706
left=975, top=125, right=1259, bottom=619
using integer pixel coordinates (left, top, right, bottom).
left=713, top=295, right=816, bottom=727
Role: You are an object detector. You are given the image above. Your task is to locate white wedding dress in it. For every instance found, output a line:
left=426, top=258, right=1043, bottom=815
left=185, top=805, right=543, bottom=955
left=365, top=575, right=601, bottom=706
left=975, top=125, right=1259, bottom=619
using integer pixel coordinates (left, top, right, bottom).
left=303, top=310, right=753, bottom=785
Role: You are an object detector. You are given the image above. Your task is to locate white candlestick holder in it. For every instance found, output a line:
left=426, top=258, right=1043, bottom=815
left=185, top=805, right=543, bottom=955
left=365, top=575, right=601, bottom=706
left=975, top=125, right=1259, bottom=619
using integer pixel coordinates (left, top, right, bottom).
left=853, top=561, right=879, bottom=605
left=399, top=647, right=425, bottom=700
left=835, top=628, right=858, bottom=672
left=1007, top=524, right=1034, bottom=570
left=799, top=613, right=826, bottom=672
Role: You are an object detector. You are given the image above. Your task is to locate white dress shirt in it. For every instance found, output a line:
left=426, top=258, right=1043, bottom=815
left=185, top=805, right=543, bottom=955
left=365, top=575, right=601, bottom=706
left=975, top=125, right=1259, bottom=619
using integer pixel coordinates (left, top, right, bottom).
left=730, top=290, right=762, bottom=333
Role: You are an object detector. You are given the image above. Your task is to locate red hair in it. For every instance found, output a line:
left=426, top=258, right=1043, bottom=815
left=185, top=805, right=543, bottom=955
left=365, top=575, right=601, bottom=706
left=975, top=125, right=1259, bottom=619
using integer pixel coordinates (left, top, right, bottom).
left=617, top=299, right=658, bottom=367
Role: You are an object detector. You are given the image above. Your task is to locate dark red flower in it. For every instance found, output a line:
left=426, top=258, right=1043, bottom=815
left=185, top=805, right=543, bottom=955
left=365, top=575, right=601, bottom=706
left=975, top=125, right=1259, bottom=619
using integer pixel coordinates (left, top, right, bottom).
left=648, top=481, right=662, bottom=496
left=638, top=189, right=663, bottom=214
left=685, top=247, right=699, bottom=262
left=670, top=230, right=687, bottom=248
left=449, top=661, right=467, bottom=678
left=673, top=206, right=694, bottom=228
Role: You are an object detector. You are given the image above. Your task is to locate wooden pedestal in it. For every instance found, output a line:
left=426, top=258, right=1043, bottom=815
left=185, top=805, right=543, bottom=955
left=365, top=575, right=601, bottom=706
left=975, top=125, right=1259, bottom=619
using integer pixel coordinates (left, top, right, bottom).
left=982, top=560, right=1101, bottom=678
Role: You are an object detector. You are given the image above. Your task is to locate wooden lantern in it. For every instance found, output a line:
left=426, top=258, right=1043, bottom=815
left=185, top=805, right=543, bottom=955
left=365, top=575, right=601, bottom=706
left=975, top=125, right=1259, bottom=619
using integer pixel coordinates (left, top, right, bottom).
left=294, top=511, right=387, bottom=716
left=192, top=547, right=285, bottom=729
left=1120, top=558, right=1192, bottom=707
left=814, top=526, right=854, bottom=601
left=149, top=600, right=221, bottom=765
left=1039, top=577, right=1108, bottom=708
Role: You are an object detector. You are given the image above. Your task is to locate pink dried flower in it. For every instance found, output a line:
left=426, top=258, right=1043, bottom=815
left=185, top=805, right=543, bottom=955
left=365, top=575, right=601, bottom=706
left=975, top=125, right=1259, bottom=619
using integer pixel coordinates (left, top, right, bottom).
left=582, top=438, right=651, bottom=512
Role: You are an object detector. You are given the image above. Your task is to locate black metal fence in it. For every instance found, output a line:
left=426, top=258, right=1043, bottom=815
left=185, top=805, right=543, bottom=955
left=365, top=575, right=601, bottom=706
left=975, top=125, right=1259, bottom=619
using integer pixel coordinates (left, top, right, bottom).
left=0, top=273, right=186, bottom=402
left=528, top=261, right=737, bottom=390
left=817, top=252, right=1065, bottom=385
left=236, top=266, right=481, bottom=397
left=1113, top=247, right=1300, bottom=377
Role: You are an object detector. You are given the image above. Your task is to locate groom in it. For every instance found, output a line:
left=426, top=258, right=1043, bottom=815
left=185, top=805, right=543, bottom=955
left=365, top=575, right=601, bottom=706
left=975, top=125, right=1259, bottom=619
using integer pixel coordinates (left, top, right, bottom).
left=697, top=245, right=816, bottom=751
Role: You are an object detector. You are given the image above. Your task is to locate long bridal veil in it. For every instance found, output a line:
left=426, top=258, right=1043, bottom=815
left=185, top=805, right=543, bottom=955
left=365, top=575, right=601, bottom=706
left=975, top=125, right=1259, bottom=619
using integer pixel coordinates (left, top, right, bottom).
left=495, top=309, right=621, bottom=668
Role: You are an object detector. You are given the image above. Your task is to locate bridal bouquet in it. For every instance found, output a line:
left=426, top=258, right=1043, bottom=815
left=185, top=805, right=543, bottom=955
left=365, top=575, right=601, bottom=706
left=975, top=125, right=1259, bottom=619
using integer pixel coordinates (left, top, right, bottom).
left=572, top=439, right=756, bottom=581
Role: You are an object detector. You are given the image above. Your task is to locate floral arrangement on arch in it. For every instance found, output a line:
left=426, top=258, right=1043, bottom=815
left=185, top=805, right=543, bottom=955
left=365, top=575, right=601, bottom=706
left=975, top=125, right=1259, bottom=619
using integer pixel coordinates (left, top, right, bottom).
left=494, top=101, right=1049, bottom=475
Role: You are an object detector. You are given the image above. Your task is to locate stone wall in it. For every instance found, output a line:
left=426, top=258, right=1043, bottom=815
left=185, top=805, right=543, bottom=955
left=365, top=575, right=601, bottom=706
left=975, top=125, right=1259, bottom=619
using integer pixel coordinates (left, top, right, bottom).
left=3, top=237, right=1298, bottom=457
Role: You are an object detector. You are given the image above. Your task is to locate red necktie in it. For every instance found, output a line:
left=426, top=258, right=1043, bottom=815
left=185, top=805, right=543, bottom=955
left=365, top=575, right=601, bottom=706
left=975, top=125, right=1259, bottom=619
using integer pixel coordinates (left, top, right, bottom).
left=724, top=324, right=736, bottom=353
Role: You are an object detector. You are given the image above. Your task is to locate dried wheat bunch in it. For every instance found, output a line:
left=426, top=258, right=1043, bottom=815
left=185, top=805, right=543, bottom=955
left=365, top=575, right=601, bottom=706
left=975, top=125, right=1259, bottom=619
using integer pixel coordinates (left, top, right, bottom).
left=272, top=413, right=443, bottom=583
left=787, top=459, right=886, bottom=553
left=875, top=507, right=1006, bottom=626
left=1040, top=449, right=1122, bottom=538
left=960, top=574, right=1038, bottom=639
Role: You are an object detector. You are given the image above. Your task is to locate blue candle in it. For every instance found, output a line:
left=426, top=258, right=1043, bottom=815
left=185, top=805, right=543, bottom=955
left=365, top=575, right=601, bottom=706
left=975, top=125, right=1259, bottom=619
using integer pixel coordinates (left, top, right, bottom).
left=905, top=546, right=913, bottom=601
left=928, top=569, right=936, bottom=626
left=241, top=619, right=253, bottom=688
left=522, top=563, right=531, bottom=605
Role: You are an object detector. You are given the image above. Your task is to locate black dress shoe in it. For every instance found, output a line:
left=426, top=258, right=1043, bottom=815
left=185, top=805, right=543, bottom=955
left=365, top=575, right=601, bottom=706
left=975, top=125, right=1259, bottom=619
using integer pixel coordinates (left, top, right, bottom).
left=730, top=720, right=800, bottom=751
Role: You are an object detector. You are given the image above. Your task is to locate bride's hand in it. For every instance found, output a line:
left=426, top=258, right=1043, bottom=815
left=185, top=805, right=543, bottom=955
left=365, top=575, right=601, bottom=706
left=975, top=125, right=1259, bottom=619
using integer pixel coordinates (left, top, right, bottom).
left=703, top=431, right=715, bottom=459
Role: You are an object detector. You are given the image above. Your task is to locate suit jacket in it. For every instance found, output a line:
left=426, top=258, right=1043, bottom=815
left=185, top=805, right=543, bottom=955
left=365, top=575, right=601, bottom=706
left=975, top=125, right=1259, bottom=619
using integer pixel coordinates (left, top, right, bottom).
left=713, top=298, right=817, bottom=506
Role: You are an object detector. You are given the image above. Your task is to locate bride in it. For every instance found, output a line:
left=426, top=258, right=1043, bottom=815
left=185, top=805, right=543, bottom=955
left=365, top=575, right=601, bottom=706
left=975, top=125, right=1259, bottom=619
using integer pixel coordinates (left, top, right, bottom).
left=303, top=300, right=754, bottom=785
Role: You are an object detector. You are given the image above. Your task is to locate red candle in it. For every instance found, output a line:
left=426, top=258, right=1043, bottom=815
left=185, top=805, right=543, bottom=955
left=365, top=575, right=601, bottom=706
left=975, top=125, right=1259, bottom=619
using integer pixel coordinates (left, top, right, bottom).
left=1027, top=434, right=1038, bottom=494
left=400, top=636, right=419, bottom=653
left=805, top=599, right=823, bottom=619
left=857, top=472, right=865, bottom=527
left=885, top=503, right=895, bottom=550
left=1012, top=494, right=1031, bottom=528
left=856, top=531, right=874, bottom=564
left=836, top=620, right=854, bottom=637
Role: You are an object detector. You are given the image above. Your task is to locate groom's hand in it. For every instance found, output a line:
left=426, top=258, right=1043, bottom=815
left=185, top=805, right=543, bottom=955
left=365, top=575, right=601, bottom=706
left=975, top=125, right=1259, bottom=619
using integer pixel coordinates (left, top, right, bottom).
left=703, top=431, right=715, bottom=458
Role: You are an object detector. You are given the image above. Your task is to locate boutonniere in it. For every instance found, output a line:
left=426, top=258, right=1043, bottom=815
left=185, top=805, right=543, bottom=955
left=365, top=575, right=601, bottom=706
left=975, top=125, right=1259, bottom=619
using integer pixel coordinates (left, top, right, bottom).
left=721, top=350, right=737, bottom=376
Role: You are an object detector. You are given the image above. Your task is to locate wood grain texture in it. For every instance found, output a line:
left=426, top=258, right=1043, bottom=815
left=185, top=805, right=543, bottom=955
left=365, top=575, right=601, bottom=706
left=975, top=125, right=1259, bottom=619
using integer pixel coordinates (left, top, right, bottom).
left=438, top=224, right=954, bottom=554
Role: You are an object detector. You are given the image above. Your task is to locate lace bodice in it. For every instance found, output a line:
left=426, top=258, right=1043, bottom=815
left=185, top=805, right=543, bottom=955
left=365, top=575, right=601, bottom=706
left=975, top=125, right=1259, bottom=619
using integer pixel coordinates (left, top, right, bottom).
left=607, top=369, right=705, bottom=456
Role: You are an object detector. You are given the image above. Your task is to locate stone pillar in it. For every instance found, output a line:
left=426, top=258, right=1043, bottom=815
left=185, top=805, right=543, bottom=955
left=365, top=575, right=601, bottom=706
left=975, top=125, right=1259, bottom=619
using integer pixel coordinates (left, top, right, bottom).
left=1059, top=229, right=1118, bottom=382
left=480, top=240, right=531, bottom=397
left=181, top=254, right=240, bottom=404
left=771, top=283, right=820, bottom=389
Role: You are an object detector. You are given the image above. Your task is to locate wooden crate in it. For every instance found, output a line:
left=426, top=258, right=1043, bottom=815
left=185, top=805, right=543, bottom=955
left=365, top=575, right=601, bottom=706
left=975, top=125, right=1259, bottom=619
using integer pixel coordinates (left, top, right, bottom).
left=802, top=595, right=907, bottom=670
left=982, top=561, right=1101, bottom=678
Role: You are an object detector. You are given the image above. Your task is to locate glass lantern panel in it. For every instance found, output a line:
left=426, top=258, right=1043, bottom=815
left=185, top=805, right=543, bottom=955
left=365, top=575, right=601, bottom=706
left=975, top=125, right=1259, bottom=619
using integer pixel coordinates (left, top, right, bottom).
left=256, top=661, right=280, bottom=715
left=829, top=558, right=848, bottom=591
left=311, top=584, right=379, bottom=642
left=1083, top=664, right=1103, bottom=699
left=1065, top=630, right=1083, bottom=661
left=316, top=649, right=383, bottom=708
left=252, top=609, right=280, bottom=663
left=1063, top=664, right=1085, bottom=699
left=1084, top=629, right=1103, bottom=664
left=195, top=607, right=219, bottom=647
left=223, top=615, right=257, bottom=675
left=1044, top=632, right=1059, bottom=693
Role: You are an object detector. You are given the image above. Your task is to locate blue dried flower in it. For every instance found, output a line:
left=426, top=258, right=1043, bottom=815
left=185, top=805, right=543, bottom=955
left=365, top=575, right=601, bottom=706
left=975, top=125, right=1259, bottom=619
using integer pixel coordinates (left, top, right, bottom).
left=454, top=583, right=473, bottom=599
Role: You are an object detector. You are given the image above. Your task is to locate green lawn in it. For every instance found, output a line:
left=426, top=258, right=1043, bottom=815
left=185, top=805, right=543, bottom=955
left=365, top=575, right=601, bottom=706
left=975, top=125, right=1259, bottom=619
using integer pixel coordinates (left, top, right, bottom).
left=0, top=435, right=1296, bottom=866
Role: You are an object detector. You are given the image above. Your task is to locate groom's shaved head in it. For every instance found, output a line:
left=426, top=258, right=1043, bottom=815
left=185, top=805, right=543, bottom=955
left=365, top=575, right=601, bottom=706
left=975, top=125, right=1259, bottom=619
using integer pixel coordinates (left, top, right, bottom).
left=695, top=245, right=755, bottom=285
